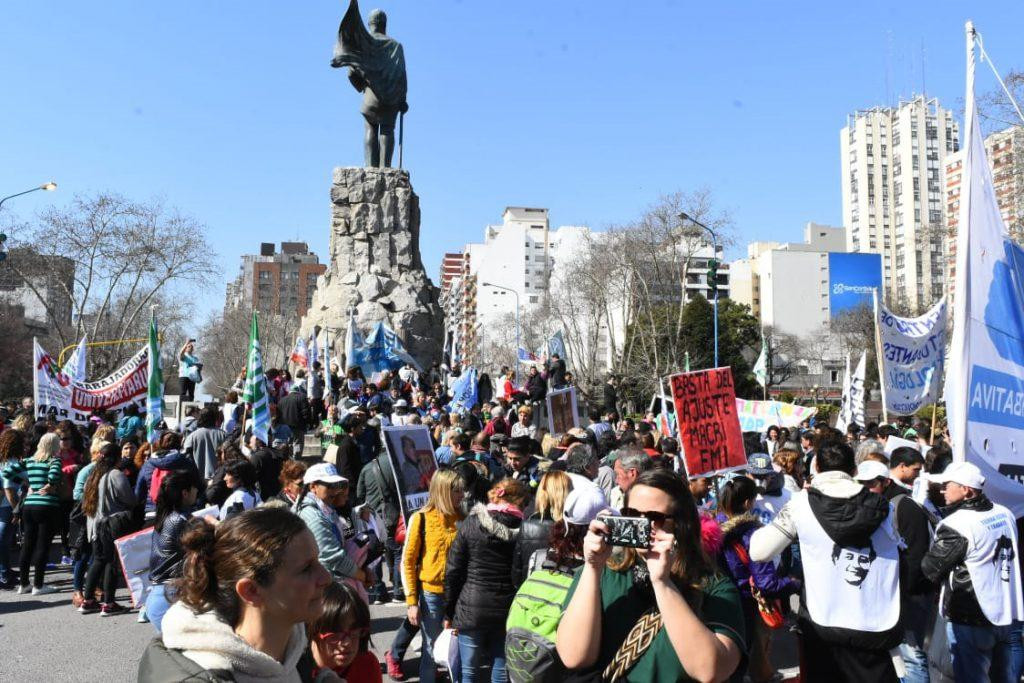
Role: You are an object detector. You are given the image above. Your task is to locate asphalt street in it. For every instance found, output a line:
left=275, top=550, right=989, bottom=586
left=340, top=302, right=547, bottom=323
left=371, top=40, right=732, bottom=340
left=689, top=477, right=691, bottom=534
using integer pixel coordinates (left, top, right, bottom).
left=0, top=556, right=797, bottom=682
left=0, top=559, right=416, bottom=683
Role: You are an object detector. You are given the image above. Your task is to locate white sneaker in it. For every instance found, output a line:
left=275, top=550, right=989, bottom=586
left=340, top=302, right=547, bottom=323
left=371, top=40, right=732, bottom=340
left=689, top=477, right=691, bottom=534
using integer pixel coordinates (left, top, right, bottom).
left=31, top=585, right=56, bottom=595
left=15, top=585, right=30, bottom=595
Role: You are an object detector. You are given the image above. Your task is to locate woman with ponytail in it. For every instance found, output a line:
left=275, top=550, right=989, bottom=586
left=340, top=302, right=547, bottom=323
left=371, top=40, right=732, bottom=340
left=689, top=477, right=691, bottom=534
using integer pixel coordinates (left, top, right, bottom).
left=147, top=468, right=202, bottom=633
left=79, top=442, right=138, bottom=616
left=138, top=507, right=332, bottom=682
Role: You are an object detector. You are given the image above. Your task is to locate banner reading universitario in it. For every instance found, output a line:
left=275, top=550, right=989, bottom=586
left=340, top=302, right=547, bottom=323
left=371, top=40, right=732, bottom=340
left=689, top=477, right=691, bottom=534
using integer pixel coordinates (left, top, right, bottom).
left=875, top=294, right=947, bottom=416
left=735, top=399, right=817, bottom=433
left=34, top=339, right=149, bottom=425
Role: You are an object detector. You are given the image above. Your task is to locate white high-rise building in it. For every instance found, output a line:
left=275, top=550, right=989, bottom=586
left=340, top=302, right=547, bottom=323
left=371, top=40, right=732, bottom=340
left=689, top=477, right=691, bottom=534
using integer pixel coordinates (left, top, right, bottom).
left=841, top=96, right=959, bottom=311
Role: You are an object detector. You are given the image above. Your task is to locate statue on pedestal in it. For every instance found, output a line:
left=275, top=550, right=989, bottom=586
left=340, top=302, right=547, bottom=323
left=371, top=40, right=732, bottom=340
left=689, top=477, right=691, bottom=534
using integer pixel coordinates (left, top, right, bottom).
left=331, top=0, right=408, bottom=168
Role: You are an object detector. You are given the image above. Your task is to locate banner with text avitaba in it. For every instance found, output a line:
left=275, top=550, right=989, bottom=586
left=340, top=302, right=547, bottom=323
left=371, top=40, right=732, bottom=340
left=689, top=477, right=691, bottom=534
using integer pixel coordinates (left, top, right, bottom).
left=946, top=88, right=1024, bottom=516
left=735, top=399, right=817, bottom=433
left=670, top=367, right=746, bottom=477
left=876, top=295, right=946, bottom=416
left=34, top=339, right=149, bottom=426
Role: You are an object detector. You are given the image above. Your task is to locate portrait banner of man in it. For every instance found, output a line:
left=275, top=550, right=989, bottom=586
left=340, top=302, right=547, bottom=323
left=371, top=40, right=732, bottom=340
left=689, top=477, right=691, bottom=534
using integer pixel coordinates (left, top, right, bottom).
left=546, top=386, right=579, bottom=435
left=382, top=424, right=438, bottom=519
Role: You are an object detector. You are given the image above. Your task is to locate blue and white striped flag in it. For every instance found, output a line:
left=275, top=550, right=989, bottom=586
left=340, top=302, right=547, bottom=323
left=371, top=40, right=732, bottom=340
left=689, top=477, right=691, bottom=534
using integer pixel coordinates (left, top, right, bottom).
left=242, top=312, right=270, bottom=445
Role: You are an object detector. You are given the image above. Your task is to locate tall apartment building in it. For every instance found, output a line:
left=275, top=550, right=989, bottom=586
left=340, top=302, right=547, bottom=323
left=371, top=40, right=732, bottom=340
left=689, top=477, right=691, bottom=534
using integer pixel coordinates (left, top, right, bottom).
left=841, top=96, right=959, bottom=312
left=224, top=242, right=326, bottom=318
left=946, top=125, right=1024, bottom=285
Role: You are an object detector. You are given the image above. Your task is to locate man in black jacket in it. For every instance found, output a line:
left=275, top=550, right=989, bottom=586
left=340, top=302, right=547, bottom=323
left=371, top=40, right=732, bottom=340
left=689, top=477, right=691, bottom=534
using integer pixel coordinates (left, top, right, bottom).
left=276, top=384, right=311, bottom=456
left=355, top=448, right=403, bottom=601
left=525, top=366, right=547, bottom=403
left=248, top=436, right=286, bottom=499
left=602, top=375, right=618, bottom=415
left=921, top=461, right=1024, bottom=683
left=546, top=353, right=567, bottom=390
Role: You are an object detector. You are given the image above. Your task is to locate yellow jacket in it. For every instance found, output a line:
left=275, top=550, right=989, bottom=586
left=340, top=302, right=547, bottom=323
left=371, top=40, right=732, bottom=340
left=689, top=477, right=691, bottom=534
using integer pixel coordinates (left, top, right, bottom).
left=403, top=506, right=460, bottom=605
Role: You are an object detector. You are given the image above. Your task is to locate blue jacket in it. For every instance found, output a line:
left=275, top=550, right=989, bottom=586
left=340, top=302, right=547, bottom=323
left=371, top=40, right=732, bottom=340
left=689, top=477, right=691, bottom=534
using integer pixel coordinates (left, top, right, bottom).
left=136, top=450, right=200, bottom=507
left=719, top=513, right=799, bottom=601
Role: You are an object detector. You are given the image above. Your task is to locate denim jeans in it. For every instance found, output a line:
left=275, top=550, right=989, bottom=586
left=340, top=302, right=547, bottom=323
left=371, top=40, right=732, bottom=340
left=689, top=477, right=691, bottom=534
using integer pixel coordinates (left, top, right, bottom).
left=458, top=625, right=507, bottom=683
left=947, top=620, right=1024, bottom=683
left=0, top=506, right=13, bottom=583
left=385, top=536, right=404, bottom=599
left=72, top=541, right=93, bottom=592
left=390, top=616, right=417, bottom=660
left=898, top=642, right=930, bottom=683
left=418, top=591, right=445, bottom=683
left=147, top=584, right=174, bottom=634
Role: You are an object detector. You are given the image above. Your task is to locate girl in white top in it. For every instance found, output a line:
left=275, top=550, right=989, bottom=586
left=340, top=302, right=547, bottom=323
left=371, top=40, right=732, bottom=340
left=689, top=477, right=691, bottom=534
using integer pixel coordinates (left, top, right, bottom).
left=220, top=460, right=262, bottom=521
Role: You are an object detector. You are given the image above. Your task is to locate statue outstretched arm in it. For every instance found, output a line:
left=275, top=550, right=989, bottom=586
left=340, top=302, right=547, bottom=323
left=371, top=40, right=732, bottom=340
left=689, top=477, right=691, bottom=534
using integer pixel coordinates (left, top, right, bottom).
left=348, top=69, right=368, bottom=92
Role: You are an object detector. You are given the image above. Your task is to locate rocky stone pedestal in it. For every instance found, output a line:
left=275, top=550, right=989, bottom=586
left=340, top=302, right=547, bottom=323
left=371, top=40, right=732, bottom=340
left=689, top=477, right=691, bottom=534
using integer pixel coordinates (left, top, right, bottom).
left=300, top=167, right=443, bottom=367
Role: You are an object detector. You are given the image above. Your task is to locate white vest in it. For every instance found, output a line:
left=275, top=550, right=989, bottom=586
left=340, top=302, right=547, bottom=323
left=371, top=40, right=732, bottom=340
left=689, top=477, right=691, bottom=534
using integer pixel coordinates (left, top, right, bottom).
left=753, top=488, right=791, bottom=527
left=792, top=493, right=901, bottom=632
left=939, top=503, right=1024, bottom=626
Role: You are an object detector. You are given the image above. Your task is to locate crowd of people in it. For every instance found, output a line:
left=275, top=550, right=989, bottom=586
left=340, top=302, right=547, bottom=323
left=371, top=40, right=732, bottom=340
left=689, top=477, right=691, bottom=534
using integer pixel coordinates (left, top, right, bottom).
left=0, top=349, right=1022, bottom=683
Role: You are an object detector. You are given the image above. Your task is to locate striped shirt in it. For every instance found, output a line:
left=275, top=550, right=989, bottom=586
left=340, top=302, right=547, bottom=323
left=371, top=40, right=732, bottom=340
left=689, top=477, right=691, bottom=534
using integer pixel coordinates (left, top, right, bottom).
left=1, top=458, right=62, bottom=508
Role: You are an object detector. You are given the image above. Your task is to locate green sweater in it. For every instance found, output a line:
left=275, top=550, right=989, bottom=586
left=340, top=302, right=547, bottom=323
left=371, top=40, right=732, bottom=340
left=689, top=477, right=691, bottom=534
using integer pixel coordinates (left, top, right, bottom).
left=2, top=458, right=62, bottom=508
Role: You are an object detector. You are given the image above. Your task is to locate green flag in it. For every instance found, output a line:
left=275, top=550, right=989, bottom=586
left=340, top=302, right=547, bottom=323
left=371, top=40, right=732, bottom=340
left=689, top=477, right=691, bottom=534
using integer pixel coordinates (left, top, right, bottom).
left=753, top=333, right=768, bottom=388
left=242, top=311, right=271, bottom=445
left=145, top=312, right=164, bottom=443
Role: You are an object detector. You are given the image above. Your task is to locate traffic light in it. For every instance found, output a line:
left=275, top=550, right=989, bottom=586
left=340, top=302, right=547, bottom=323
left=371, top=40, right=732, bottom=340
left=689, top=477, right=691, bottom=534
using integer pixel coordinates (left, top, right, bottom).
left=707, top=258, right=719, bottom=294
left=0, top=233, right=7, bottom=263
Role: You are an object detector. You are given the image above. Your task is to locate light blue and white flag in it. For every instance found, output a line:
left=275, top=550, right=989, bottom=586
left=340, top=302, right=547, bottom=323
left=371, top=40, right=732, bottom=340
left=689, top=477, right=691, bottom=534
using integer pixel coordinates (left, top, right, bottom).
left=344, top=309, right=364, bottom=371
left=875, top=292, right=946, bottom=416
left=323, top=328, right=332, bottom=402
left=946, top=31, right=1024, bottom=514
left=447, top=366, right=479, bottom=414
left=62, top=336, right=88, bottom=383
left=358, top=322, right=421, bottom=374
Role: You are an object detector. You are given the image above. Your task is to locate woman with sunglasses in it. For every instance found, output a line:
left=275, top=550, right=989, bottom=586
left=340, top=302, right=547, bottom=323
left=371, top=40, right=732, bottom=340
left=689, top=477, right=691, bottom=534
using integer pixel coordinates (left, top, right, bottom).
left=557, top=469, right=746, bottom=683
left=308, top=581, right=381, bottom=682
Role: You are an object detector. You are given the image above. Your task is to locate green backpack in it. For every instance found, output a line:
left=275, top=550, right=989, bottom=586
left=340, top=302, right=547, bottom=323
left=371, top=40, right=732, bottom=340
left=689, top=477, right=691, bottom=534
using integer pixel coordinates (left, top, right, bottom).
left=504, top=564, right=575, bottom=683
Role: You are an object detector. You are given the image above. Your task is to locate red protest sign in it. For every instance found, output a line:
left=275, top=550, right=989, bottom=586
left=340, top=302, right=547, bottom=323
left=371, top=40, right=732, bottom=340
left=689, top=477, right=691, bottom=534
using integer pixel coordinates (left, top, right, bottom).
left=670, top=367, right=746, bottom=477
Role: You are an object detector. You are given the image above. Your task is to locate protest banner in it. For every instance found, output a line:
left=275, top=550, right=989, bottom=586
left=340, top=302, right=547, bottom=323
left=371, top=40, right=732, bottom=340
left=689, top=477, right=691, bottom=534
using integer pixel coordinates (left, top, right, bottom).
left=114, top=527, right=155, bottom=608
left=735, top=399, right=817, bottom=433
left=546, top=386, right=579, bottom=435
left=34, top=339, right=149, bottom=426
left=875, top=293, right=947, bottom=416
left=670, top=367, right=746, bottom=477
left=382, top=424, right=439, bottom=523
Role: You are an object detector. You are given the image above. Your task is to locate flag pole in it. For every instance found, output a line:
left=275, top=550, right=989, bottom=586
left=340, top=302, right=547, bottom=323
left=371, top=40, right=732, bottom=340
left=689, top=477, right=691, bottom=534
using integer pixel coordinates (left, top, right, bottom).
left=872, top=288, right=889, bottom=424
left=238, top=403, right=248, bottom=448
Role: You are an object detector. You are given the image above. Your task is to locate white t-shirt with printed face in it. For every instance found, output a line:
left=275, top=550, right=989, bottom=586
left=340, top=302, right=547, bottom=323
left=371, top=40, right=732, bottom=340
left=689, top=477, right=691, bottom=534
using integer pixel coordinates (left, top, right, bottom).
left=219, top=489, right=262, bottom=521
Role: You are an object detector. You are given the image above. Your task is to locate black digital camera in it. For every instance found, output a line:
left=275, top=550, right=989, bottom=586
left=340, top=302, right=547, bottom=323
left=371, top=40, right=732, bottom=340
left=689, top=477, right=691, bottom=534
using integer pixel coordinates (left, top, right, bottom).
left=598, top=515, right=652, bottom=549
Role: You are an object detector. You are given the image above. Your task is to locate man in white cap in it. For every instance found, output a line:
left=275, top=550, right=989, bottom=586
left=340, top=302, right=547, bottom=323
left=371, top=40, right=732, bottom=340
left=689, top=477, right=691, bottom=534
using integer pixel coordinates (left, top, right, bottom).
left=854, top=459, right=937, bottom=681
left=922, top=461, right=1024, bottom=682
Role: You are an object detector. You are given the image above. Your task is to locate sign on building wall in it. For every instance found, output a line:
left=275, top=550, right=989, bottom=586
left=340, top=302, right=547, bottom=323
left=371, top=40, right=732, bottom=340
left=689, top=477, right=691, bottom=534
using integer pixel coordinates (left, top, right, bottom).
left=828, top=252, right=883, bottom=317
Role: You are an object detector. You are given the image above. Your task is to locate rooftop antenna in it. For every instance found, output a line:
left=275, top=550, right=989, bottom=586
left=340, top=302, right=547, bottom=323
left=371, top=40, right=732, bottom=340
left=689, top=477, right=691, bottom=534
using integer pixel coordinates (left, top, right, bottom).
left=921, top=39, right=927, bottom=98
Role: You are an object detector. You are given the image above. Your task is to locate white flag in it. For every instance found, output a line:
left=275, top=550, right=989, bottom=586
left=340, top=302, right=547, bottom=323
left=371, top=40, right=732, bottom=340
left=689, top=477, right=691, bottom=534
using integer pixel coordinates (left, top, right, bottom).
left=753, top=334, right=768, bottom=388
left=836, top=351, right=866, bottom=431
left=875, top=293, right=946, bottom=416
left=946, top=24, right=1024, bottom=515
left=62, top=336, right=88, bottom=382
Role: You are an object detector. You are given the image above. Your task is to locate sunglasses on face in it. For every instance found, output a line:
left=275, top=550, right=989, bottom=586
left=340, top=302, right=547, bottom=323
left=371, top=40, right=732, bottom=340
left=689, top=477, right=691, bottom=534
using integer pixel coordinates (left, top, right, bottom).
left=621, top=507, right=672, bottom=525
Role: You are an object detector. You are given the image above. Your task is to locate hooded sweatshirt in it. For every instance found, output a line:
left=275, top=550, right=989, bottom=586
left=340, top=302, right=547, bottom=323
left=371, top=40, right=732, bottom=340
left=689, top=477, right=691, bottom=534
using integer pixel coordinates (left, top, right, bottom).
left=156, top=602, right=307, bottom=683
left=136, top=449, right=200, bottom=505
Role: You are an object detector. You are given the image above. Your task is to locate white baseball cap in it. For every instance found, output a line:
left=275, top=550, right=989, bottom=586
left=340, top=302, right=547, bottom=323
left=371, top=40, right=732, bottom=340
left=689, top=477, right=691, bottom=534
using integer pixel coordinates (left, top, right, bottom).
left=854, top=460, right=890, bottom=483
left=563, top=484, right=611, bottom=526
left=303, top=462, right=348, bottom=485
left=932, top=461, right=985, bottom=489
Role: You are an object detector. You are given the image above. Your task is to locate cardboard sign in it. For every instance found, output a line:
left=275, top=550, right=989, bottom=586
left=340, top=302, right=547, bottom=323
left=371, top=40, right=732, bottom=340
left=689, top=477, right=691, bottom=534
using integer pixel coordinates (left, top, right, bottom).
left=382, top=425, right=439, bottom=524
left=546, top=386, right=579, bottom=435
left=670, top=368, right=746, bottom=477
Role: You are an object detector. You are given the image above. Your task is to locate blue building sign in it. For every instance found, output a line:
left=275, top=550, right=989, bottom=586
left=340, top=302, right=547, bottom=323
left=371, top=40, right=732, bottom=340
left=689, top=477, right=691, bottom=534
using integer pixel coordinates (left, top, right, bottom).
left=828, top=252, right=882, bottom=317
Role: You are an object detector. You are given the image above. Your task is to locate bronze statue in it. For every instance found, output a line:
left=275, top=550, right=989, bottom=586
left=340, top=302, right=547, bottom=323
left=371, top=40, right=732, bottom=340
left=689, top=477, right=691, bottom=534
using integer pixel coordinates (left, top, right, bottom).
left=331, top=0, right=408, bottom=168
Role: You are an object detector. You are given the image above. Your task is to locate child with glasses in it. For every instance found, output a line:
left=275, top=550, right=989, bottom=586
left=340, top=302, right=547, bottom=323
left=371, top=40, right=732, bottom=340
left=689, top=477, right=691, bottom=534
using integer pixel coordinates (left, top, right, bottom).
left=307, top=582, right=381, bottom=682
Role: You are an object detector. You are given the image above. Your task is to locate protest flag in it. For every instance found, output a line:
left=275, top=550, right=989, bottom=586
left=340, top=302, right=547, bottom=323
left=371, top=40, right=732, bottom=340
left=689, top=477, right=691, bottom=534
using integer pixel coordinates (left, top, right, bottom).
left=289, top=337, right=309, bottom=368
left=447, top=366, right=479, bottom=414
left=946, top=23, right=1024, bottom=514
left=752, top=333, right=768, bottom=392
left=62, top=336, right=88, bottom=383
left=323, top=328, right=332, bottom=403
left=145, top=312, right=164, bottom=443
left=241, top=311, right=271, bottom=446
left=836, top=351, right=866, bottom=432
left=344, top=308, right=363, bottom=371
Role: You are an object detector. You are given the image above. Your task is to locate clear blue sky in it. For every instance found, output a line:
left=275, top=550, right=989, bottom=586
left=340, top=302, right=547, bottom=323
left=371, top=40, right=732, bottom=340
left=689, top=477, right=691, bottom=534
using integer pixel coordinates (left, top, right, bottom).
left=3, top=1, right=1022, bottom=322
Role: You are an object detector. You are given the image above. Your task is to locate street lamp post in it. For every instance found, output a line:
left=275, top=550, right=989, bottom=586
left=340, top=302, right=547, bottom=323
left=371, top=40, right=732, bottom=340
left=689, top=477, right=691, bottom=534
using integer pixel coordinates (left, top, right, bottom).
left=481, top=281, right=520, bottom=385
left=0, top=182, right=57, bottom=212
left=679, top=212, right=720, bottom=367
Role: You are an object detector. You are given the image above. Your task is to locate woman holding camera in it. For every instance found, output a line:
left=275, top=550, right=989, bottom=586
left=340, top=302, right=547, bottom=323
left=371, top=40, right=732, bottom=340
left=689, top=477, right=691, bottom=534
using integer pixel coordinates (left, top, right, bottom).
left=557, top=469, right=745, bottom=683
left=178, top=339, right=202, bottom=401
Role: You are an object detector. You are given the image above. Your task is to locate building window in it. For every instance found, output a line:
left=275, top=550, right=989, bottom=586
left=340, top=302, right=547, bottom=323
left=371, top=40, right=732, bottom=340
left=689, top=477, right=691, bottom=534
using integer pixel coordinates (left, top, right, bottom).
left=829, top=370, right=840, bottom=383
left=529, top=296, right=538, bottom=303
